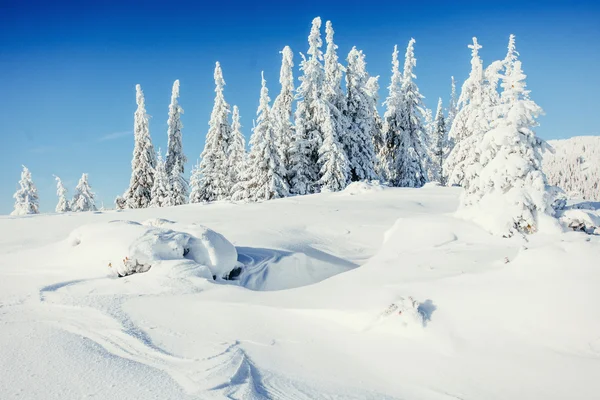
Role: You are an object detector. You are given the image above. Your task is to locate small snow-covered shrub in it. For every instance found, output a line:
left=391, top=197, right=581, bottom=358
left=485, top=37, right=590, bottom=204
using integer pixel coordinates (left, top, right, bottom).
left=378, top=296, right=425, bottom=329
left=558, top=209, right=600, bottom=235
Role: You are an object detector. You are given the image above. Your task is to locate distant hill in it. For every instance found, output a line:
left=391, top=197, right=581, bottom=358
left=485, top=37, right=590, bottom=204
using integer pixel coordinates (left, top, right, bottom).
left=543, top=136, right=600, bottom=200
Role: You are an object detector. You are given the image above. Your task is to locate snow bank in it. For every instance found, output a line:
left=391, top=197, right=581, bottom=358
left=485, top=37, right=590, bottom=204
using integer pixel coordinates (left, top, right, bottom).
left=340, top=180, right=386, bottom=195
left=66, top=220, right=237, bottom=278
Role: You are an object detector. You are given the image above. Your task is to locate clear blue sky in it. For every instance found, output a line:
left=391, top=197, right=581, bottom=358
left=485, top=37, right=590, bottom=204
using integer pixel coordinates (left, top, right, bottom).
left=1, top=0, right=599, bottom=214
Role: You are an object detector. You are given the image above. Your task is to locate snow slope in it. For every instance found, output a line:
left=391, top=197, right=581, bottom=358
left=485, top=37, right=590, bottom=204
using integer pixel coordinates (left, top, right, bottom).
left=1, top=186, right=599, bottom=399
left=543, top=136, right=600, bottom=200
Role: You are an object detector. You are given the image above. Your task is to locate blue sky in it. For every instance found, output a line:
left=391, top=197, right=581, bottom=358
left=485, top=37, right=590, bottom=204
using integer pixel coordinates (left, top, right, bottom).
left=1, top=0, right=599, bottom=214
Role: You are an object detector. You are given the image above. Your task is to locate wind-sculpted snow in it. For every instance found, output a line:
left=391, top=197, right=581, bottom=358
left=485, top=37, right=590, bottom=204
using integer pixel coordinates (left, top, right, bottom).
left=1, top=186, right=599, bottom=399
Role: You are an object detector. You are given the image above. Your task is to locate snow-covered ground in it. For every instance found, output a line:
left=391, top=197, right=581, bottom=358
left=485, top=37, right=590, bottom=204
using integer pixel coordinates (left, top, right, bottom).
left=1, top=185, right=599, bottom=399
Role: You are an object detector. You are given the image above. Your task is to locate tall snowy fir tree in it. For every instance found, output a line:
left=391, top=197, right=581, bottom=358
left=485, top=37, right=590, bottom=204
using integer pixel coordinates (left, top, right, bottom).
left=289, top=17, right=326, bottom=195
left=396, top=38, right=428, bottom=187
left=170, top=159, right=188, bottom=206
left=165, top=79, right=185, bottom=175
left=54, top=176, right=70, bottom=213
left=228, top=105, right=246, bottom=192
left=165, top=79, right=186, bottom=202
left=71, top=173, right=96, bottom=212
left=430, top=98, right=447, bottom=184
left=460, top=37, right=552, bottom=237
left=123, top=84, right=156, bottom=209
left=149, top=151, right=173, bottom=208
left=379, top=45, right=403, bottom=184
left=11, top=166, right=39, bottom=216
left=322, top=21, right=349, bottom=182
left=365, top=76, right=384, bottom=178
left=188, top=162, right=203, bottom=204
left=445, top=38, right=488, bottom=187
left=318, top=109, right=349, bottom=191
left=271, top=46, right=295, bottom=178
left=423, top=106, right=435, bottom=181
left=232, top=73, right=289, bottom=201
left=197, top=62, right=233, bottom=202
left=344, top=47, right=377, bottom=181
left=447, top=76, right=458, bottom=136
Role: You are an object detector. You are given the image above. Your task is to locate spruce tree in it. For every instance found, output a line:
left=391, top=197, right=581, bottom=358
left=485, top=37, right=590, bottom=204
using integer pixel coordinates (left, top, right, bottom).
left=54, top=175, right=70, bottom=213
left=431, top=98, right=447, bottom=184
left=445, top=38, right=487, bottom=187
left=189, top=162, right=203, bottom=204
left=461, top=41, right=551, bottom=236
left=123, top=84, right=156, bottom=208
left=228, top=105, right=246, bottom=191
left=396, top=38, right=428, bottom=187
left=11, top=166, right=39, bottom=216
left=447, top=76, right=458, bottom=136
left=165, top=79, right=186, bottom=176
left=197, top=62, right=233, bottom=201
left=271, top=46, right=295, bottom=178
left=318, top=109, right=349, bottom=192
left=71, top=173, right=96, bottom=212
left=344, top=47, right=377, bottom=181
left=380, top=45, right=403, bottom=184
left=232, top=73, right=289, bottom=201
left=366, top=76, right=384, bottom=180
left=150, top=151, right=173, bottom=208
left=170, top=158, right=188, bottom=206
left=289, top=17, right=326, bottom=195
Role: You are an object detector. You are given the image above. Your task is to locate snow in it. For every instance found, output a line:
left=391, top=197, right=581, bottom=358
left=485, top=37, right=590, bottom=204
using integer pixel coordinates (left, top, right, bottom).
left=1, top=186, right=599, bottom=399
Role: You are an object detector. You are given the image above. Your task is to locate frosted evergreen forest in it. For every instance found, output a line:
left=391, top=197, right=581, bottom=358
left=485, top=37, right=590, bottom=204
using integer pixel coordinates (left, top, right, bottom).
left=9, top=16, right=598, bottom=236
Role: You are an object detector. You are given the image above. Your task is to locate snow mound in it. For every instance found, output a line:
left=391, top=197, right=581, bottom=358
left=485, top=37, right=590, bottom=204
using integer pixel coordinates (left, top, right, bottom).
left=340, top=180, right=386, bottom=195
left=375, top=296, right=425, bottom=331
left=559, top=209, right=600, bottom=234
left=66, top=220, right=238, bottom=278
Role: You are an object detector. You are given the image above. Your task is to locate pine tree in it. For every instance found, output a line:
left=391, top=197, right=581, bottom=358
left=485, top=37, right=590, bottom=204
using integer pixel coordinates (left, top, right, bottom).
left=271, top=46, right=295, bottom=179
left=461, top=39, right=551, bottom=237
left=150, top=151, right=173, bottom=208
left=344, top=47, right=377, bottom=182
left=54, top=175, right=70, bottom=213
left=431, top=98, right=447, bottom=184
left=232, top=72, right=289, bottom=201
left=379, top=45, right=403, bottom=184
left=71, top=173, right=96, bottom=212
left=318, top=109, right=349, bottom=191
left=289, top=17, right=326, bottom=195
left=123, top=84, right=156, bottom=209
left=197, top=62, right=233, bottom=201
left=170, top=158, right=188, bottom=206
left=445, top=38, right=487, bottom=187
left=11, top=166, right=39, bottom=216
left=447, top=76, right=458, bottom=135
left=365, top=76, right=384, bottom=179
left=423, top=106, right=435, bottom=181
left=189, top=162, right=203, bottom=204
left=165, top=79, right=186, bottom=176
left=228, top=105, right=247, bottom=191
left=396, top=38, right=428, bottom=187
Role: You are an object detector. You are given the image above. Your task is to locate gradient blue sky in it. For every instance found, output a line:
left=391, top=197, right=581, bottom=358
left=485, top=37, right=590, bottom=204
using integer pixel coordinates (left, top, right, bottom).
left=1, top=0, right=599, bottom=214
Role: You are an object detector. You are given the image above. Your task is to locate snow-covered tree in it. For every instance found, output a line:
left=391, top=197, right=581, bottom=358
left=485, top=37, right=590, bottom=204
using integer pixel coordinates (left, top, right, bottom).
left=379, top=45, right=403, bottom=184
left=396, top=38, right=428, bottom=187
left=459, top=50, right=551, bottom=237
left=188, top=162, right=203, bottom=204
left=71, top=173, right=96, bottom=212
left=197, top=62, right=233, bottom=202
left=165, top=79, right=186, bottom=177
left=365, top=76, right=384, bottom=179
left=318, top=109, right=349, bottom=191
left=430, top=98, right=447, bottom=184
left=123, top=84, right=156, bottom=209
left=447, top=76, right=458, bottom=135
left=11, top=166, right=39, bottom=216
left=228, top=105, right=246, bottom=190
left=150, top=151, right=173, bottom=208
left=170, top=158, right=188, bottom=206
left=232, top=72, right=289, bottom=201
left=114, top=196, right=126, bottom=210
left=54, top=175, right=70, bottom=213
left=289, top=17, right=326, bottom=195
left=445, top=38, right=488, bottom=187
left=344, top=47, right=377, bottom=181
left=271, top=46, right=295, bottom=178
